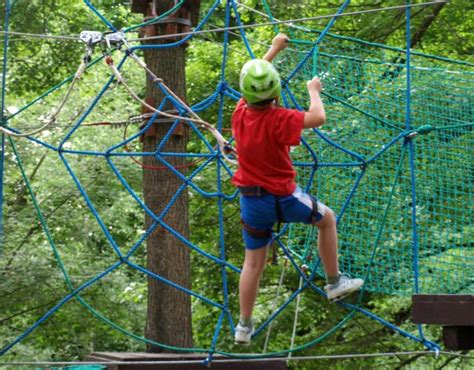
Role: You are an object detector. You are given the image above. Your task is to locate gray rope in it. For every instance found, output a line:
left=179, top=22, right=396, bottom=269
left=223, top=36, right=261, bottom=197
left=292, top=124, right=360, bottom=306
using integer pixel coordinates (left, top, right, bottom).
left=0, top=30, right=80, bottom=41
left=0, top=1, right=448, bottom=45
left=288, top=275, right=304, bottom=359
left=128, top=1, right=449, bottom=42
left=235, top=1, right=313, bottom=33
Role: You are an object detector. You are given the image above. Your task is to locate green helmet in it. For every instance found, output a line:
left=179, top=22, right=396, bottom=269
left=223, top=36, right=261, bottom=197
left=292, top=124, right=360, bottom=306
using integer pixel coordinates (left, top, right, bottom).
left=239, top=59, right=281, bottom=104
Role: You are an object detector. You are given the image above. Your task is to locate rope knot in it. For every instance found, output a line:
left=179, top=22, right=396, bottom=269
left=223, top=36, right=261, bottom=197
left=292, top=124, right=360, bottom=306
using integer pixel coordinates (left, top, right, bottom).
left=416, top=124, right=435, bottom=135
left=218, top=81, right=228, bottom=93
left=407, top=124, right=435, bottom=138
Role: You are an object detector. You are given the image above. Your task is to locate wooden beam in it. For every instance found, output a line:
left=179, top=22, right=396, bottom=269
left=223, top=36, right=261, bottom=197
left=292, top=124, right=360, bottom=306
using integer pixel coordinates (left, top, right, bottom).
left=85, top=352, right=289, bottom=370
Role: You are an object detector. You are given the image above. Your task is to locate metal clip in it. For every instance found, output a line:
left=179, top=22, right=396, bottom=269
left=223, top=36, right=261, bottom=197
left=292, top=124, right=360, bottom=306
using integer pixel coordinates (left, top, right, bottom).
left=79, top=31, right=103, bottom=45
left=104, top=31, right=126, bottom=49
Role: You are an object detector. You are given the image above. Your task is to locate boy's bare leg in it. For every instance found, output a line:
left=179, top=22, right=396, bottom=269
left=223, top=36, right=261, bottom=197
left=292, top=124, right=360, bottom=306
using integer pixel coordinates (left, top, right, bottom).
left=239, top=246, right=268, bottom=320
left=315, top=207, right=364, bottom=301
left=315, top=209, right=339, bottom=278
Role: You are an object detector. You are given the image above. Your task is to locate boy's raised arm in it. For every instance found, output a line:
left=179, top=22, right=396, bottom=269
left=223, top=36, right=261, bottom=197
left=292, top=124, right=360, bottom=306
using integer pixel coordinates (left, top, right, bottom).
left=262, top=34, right=325, bottom=128
left=303, top=77, right=326, bottom=128
left=263, top=33, right=289, bottom=62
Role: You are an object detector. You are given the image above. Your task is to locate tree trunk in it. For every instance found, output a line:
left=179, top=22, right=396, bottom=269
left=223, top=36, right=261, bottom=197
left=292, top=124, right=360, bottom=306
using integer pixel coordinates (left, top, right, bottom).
left=142, top=1, right=192, bottom=352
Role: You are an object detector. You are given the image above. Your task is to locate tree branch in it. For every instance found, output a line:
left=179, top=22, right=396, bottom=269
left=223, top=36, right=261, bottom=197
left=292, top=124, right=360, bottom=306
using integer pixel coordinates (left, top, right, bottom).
left=410, top=2, right=446, bottom=49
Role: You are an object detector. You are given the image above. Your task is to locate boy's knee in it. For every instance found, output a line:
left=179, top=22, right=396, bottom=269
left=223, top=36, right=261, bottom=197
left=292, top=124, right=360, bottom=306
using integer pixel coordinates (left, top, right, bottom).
left=244, top=254, right=267, bottom=273
left=315, top=208, right=336, bottom=229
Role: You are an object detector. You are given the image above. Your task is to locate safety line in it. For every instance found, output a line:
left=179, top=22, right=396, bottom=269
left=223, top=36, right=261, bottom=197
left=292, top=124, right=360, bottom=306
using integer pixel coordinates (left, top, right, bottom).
left=113, top=50, right=237, bottom=164
left=0, top=56, right=87, bottom=137
left=7, top=53, right=105, bottom=120
left=0, top=30, right=81, bottom=41
left=128, top=1, right=448, bottom=42
left=263, top=258, right=288, bottom=352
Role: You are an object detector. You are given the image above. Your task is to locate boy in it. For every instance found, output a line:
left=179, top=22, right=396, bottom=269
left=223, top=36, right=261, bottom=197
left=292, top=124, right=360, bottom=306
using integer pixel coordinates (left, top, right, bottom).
left=232, top=34, right=364, bottom=346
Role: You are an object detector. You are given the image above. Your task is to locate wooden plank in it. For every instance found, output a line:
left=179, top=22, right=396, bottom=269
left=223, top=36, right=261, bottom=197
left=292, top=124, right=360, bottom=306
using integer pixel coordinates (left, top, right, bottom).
left=443, top=326, right=474, bottom=350
left=412, top=294, right=474, bottom=325
left=85, top=352, right=289, bottom=370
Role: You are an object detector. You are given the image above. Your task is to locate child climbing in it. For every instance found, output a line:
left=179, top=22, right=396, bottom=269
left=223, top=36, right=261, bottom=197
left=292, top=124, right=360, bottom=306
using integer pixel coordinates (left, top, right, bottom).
left=232, top=33, right=364, bottom=345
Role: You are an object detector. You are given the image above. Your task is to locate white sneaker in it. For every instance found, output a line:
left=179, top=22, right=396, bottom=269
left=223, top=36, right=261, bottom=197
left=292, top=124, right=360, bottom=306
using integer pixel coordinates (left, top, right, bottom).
left=325, top=273, right=364, bottom=303
left=234, top=322, right=254, bottom=345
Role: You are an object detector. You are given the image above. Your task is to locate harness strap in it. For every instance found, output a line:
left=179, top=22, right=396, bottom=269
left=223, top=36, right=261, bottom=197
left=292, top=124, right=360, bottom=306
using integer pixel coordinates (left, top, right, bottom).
left=272, top=197, right=285, bottom=265
left=239, top=186, right=285, bottom=265
left=238, top=186, right=270, bottom=197
left=310, top=196, right=321, bottom=224
left=241, top=220, right=272, bottom=239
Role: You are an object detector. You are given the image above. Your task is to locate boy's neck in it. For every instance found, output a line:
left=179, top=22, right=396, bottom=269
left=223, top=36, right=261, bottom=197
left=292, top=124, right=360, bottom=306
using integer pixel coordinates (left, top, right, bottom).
left=246, top=100, right=277, bottom=110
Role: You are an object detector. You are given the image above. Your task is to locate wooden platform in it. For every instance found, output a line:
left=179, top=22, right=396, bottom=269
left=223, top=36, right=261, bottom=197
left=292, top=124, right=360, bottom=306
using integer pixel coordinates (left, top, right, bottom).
left=85, top=352, right=289, bottom=370
left=412, top=294, right=474, bottom=350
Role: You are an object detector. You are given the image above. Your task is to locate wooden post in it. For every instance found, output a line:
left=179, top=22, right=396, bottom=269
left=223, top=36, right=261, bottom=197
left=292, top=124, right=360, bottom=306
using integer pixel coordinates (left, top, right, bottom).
left=131, top=0, right=201, bottom=352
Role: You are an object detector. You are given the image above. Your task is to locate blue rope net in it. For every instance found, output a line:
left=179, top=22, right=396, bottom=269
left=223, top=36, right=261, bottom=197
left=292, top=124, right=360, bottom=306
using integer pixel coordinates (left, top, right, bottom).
left=0, top=0, right=472, bottom=361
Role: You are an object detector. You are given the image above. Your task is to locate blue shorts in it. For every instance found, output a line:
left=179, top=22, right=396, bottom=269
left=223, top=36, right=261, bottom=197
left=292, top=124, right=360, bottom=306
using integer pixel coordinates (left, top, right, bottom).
left=240, top=186, right=328, bottom=250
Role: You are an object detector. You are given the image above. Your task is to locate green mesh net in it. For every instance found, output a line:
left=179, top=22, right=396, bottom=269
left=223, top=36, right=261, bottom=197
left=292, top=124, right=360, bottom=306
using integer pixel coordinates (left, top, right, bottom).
left=278, top=32, right=473, bottom=296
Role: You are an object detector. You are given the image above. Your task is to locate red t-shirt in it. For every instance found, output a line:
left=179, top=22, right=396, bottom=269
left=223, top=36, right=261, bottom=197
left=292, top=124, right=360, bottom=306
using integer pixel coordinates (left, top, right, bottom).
left=231, top=99, right=305, bottom=196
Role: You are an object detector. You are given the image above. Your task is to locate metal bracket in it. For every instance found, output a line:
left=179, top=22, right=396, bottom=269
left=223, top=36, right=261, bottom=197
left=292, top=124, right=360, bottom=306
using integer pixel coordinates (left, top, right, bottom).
left=104, top=31, right=127, bottom=49
left=79, top=31, right=103, bottom=45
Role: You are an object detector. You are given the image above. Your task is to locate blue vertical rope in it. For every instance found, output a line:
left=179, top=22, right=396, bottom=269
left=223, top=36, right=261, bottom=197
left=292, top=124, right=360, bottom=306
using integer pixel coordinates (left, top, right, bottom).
left=220, top=0, right=232, bottom=81
left=217, top=80, right=233, bottom=341
left=405, top=0, right=427, bottom=345
left=82, top=0, right=117, bottom=32
left=205, top=4, right=233, bottom=356
left=230, top=0, right=255, bottom=59
left=286, top=0, right=351, bottom=82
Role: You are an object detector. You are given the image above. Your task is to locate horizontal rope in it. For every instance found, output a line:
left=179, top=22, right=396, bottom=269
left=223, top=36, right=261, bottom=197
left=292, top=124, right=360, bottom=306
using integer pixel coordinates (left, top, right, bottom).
left=128, top=1, right=448, bottom=42
left=0, top=30, right=80, bottom=41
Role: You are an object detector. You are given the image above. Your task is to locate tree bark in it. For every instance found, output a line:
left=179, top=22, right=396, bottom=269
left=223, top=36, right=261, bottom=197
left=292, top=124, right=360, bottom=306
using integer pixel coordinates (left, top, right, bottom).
left=142, top=1, right=193, bottom=352
left=410, top=2, right=446, bottom=49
